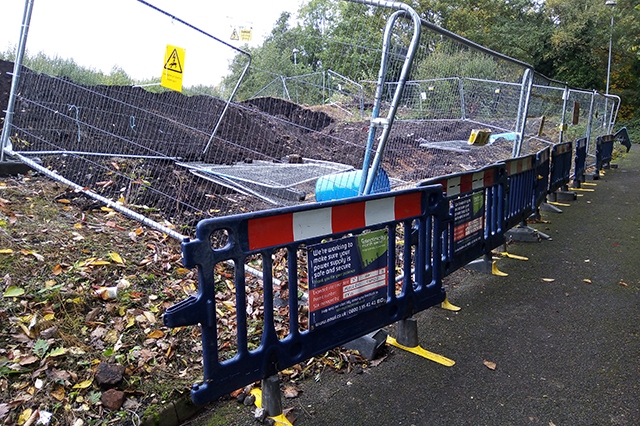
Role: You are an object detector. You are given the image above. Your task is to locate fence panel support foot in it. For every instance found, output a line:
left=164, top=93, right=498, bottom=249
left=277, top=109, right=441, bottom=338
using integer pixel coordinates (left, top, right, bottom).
left=343, top=329, right=388, bottom=360
left=250, top=376, right=293, bottom=426
left=465, top=254, right=507, bottom=276
left=386, top=318, right=455, bottom=366
left=506, top=222, right=551, bottom=242
left=540, top=202, right=564, bottom=214
left=440, top=294, right=461, bottom=312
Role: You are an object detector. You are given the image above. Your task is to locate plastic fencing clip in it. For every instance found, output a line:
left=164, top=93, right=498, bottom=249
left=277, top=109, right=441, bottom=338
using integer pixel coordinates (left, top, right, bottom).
left=370, top=117, right=390, bottom=128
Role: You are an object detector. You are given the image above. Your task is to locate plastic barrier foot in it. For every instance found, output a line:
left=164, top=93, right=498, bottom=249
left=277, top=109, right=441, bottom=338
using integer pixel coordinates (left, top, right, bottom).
left=491, top=261, right=508, bottom=276
left=465, top=254, right=494, bottom=273
left=440, top=294, right=461, bottom=312
left=386, top=336, right=455, bottom=367
left=343, top=329, right=388, bottom=360
left=390, top=318, right=455, bottom=366
left=573, top=187, right=595, bottom=192
left=582, top=182, right=597, bottom=187
left=540, top=202, right=564, bottom=214
left=506, top=224, right=551, bottom=242
left=465, top=255, right=507, bottom=276
left=250, top=379, right=293, bottom=426
left=550, top=190, right=577, bottom=202
left=498, top=252, right=529, bottom=261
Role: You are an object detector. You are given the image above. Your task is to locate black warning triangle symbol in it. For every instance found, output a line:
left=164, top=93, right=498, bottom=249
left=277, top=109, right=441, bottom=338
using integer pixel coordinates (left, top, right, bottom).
left=230, top=28, right=239, bottom=41
left=164, top=49, right=183, bottom=74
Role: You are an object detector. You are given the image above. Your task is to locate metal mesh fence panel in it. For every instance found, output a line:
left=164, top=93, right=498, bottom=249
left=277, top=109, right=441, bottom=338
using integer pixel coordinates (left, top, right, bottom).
left=2, top=0, right=617, bottom=238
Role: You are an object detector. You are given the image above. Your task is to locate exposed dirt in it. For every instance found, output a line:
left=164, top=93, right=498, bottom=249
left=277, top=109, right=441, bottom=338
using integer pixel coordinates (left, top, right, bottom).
left=0, top=59, right=549, bottom=232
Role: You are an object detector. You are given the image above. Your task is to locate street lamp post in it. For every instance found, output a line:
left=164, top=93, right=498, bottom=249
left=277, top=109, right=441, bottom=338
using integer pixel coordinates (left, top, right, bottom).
left=605, top=0, right=616, bottom=97
left=292, top=48, right=299, bottom=66
left=604, top=0, right=616, bottom=132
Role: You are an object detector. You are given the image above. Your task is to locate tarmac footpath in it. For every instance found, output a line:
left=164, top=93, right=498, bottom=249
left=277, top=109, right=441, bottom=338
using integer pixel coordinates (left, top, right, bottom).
left=185, top=147, right=640, bottom=426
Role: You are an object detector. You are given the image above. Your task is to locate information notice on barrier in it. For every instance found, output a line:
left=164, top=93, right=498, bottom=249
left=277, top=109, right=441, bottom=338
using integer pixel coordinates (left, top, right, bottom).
left=308, top=229, right=388, bottom=330
left=453, top=192, right=485, bottom=253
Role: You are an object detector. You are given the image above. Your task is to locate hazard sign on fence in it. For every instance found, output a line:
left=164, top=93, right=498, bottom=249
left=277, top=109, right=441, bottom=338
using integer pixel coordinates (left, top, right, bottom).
left=161, top=45, right=185, bottom=92
left=240, top=28, right=252, bottom=41
left=231, top=27, right=252, bottom=42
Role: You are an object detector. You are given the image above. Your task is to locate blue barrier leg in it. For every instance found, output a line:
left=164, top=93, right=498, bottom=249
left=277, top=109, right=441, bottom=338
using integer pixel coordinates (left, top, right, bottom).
left=262, top=375, right=283, bottom=418
left=396, top=318, right=419, bottom=347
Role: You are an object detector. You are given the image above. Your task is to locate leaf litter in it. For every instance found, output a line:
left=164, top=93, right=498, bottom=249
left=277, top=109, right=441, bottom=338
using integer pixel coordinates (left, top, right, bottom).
left=0, top=175, right=381, bottom=425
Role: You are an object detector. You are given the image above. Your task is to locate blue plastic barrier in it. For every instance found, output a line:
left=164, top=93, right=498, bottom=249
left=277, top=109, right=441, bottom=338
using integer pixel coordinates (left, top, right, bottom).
left=503, top=153, right=537, bottom=230
left=164, top=187, right=449, bottom=404
left=534, top=147, right=551, bottom=208
left=614, top=127, right=632, bottom=153
left=572, top=138, right=588, bottom=188
left=418, top=164, right=507, bottom=275
left=548, top=142, right=572, bottom=194
left=595, top=134, right=615, bottom=175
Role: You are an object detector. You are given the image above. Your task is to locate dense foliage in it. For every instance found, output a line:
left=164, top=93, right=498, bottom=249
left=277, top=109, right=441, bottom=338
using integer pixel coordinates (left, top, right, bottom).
left=219, top=0, right=639, bottom=126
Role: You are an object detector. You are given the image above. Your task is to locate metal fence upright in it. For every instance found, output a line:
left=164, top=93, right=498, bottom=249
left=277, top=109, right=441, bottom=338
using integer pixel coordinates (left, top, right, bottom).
left=1, top=0, right=34, bottom=163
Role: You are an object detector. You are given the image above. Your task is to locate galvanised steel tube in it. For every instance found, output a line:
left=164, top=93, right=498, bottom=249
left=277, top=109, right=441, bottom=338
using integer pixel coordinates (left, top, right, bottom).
left=349, top=0, right=422, bottom=195
left=1, top=0, right=34, bottom=163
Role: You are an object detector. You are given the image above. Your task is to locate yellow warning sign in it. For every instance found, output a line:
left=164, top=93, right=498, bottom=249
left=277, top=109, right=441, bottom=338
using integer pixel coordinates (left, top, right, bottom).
left=240, top=28, right=252, bottom=41
left=230, top=28, right=239, bottom=41
left=161, top=45, right=185, bottom=92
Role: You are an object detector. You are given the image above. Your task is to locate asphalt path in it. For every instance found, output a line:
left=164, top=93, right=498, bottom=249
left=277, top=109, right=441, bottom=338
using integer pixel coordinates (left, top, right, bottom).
left=186, top=146, right=640, bottom=426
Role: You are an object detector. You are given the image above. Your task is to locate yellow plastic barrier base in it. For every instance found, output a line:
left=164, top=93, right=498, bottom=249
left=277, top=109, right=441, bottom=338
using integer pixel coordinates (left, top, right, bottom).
left=250, top=389, right=293, bottom=426
left=386, top=336, right=455, bottom=366
left=582, top=182, right=597, bottom=186
left=492, top=261, right=508, bottom=276
left=548, top=201, right=571, bottom=207
left=498, top=252, right=529, bottom=261
left=573, top=187, right=595, bottom=192
left=440, top=295, right=461, bottom=312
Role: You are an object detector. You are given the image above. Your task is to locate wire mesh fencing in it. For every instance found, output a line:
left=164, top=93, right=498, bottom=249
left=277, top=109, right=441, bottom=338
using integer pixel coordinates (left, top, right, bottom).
left=1, top=0, right=620, bottom=239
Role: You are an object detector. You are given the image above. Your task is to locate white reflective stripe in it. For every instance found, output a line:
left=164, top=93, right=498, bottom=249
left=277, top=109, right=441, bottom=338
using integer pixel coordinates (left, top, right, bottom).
left=446, top=176, right=461, bottom=195
left=365, top=197, right=396, bottom=226
left=293, top=207, right=332, bottom=241
left=472, top=171, right=485, bottom=189
left=508, top=161, right=520, bottom=175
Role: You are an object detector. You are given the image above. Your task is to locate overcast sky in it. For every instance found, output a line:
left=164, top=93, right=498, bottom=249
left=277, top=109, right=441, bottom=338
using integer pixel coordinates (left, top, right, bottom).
left=1, top=0, right=304, bottom=86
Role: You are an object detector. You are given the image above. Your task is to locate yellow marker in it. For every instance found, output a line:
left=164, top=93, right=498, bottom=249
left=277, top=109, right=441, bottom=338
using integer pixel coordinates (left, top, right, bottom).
left=491, top=261, right=508, bottom=276
left=161, top=45, right=185, bottom=92
left=386, top=336, right=455, bottom=366
left=440, top=294, right=461, bottom=312
left=240, top=28, right=253, bottom=41
left=468, top=129, right=492, bottom=146
left=250, top=389, right=294, bottom=426
left=499, top=252, right=529, bottom=261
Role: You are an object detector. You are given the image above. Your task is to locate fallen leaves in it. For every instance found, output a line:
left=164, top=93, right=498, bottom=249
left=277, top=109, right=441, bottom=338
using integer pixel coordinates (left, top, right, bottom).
left=282, top=384, right=302, bottom=399
left=483, top=360, right=497, bottom=370
left=108, top=251, right=125, bottom=265
left=0, top=177, right=202, bottom=425
left=3, top=286, right=25, bottom=298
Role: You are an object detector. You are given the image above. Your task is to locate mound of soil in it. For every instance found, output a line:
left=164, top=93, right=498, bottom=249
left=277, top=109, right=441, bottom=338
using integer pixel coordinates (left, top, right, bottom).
left=1, top=59, right=545, bottom=232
